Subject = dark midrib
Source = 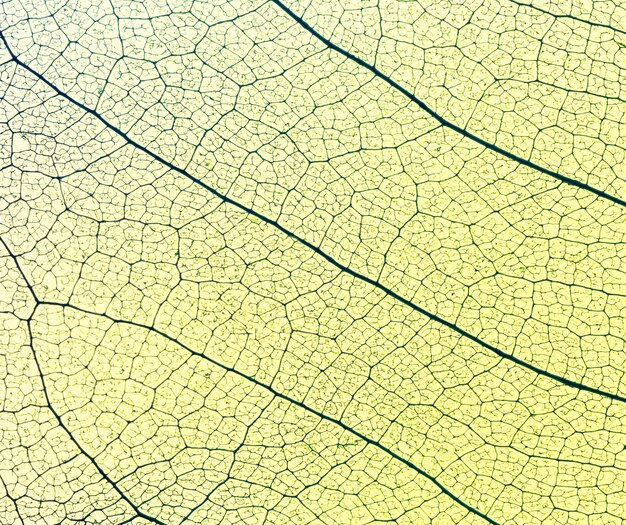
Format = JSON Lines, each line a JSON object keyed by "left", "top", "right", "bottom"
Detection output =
{"left": 38, "top": 300, "right": 501, "bottom": 525}
{"left": 3, "top": 33, "right": 625, "bottom": 406}
{"left": 268, "top": 0, "right": 626, "bottom": 209}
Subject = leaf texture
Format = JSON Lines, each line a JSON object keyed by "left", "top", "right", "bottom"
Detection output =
{"left": 0, "top": 0, "right": 625, "bottom": 524}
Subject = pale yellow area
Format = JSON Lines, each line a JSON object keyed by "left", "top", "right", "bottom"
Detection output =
{"left": 1, "top": 0, "right": 625, "bottom": 524}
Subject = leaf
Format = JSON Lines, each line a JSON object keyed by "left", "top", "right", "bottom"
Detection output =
{"left": 0, "top": 0, "right": 625, "bottom": 524}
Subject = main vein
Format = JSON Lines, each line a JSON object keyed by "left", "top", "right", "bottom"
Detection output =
{"left": 1, "top": 33, "right": 625, "bottom": 407}
{"left": 37, "top": 299, "right": 502, "bottom": 525}
{"left": 3, "top": 233, "right": 499, "bottom": 523}
{"left": 269, "top": 0, "right": 626, "bottom": 208}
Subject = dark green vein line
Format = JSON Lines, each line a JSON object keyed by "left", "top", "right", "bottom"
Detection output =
{"left": 3, "top": 32, "right": 625, "bottom": 406}
{"left": 1, "top": 236, "right": 39, "bottom": 305}
{"left": 0, "top": 237, "right": 164, "bottom": 524}
{"left": 268, "top": 0, "right": 626, "bottom": 208}
{"left": 37, "top": 300, "right": 501, "bottom": 525}
{"left": 25, "top": 319, "right": 165, "bottom": 525}
{"left": 0, "top": 475, "right": 25, "bottom": 525}
{"left": 508, "top": 0, "right": 626, "bottom": 35}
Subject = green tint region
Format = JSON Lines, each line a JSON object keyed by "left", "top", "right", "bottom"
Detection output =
{"left": 0, "top": 0, "right": 625, "bottom": 523}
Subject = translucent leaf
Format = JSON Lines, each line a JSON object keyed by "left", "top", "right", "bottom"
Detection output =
{"left": 1, "top": 1, "right": 625, "bottom": 524}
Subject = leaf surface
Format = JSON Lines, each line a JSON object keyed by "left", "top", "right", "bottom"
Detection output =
{"left": 0, "top": 1, "right": 625, "bottom": 524}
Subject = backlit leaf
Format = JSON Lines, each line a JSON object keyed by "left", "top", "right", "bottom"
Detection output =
{"left": 1, "top": 0, "right": 625, "bottom": 523}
